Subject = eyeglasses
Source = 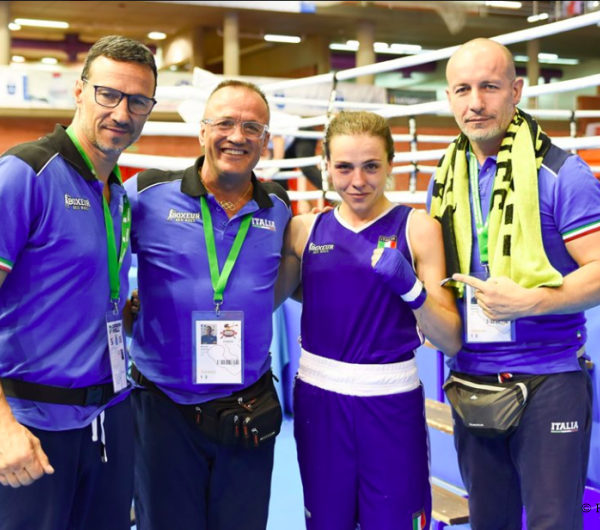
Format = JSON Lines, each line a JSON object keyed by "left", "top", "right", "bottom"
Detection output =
{"left": 82, "top": 78, "right": 156, "bottom": 116}
{"left": 202, "top": 118, "right": 269, "bottom": 139}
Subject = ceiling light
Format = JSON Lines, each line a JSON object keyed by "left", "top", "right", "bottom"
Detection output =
{"left": 329, "top": 42, "right": 358, "bottom": 52}
{"left": 527, "top": 13, "right": 549, "bottom": 23}
{"left": 330, "top": 41, "right": 422, "bottom": 55}
{"left": 8, "top": 22, "right": 21, "bottom": 31}
{"left": 41, "top": 57, "right": 58, "bottom": 65}
{"left": 544, "top": 57, "right": 579, "bottom": 65}
{"left": 264, "top": 34, "right": 301, "bottom": 44}
{"left": 484, "top": 1, "right": 522, "bottom": 8}
{"left": 11, "top": 55, "right": 25, "bottom": 63}
{"left": 148, "top": 31, "right": 167, "bottom": 40}
{"left": 14, "top": 18, "right": 69, "bottom": 29}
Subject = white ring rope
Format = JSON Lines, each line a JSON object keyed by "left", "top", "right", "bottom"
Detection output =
{"left": 142, "top": 106, "right": 600, "bottom": 141}
{"left": 257, "top": 156, "right": 321, "bottom": 169}
{"left": 282, "top": 190, "right": 429, "bottom": 204}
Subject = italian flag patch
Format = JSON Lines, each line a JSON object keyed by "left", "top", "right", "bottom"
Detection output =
{"left": 377, "top": 235, "right": 397, "bottom": 249}
{"left": 412, "top": 509, "right": 426, "bottom": 529}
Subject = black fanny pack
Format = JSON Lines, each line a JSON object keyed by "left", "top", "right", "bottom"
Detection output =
{"left": 443, "top": 372, "right": 547, "bottom": 437}
{"left": 133, "top": 366, "right": 282, "bottom": 448}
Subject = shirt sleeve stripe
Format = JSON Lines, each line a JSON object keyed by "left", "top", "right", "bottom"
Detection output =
{"left": 0, "top": 257, "right": 13, "bottom": 272}
{"left": 562, "top": 221, "right": 600, "bottom": 243}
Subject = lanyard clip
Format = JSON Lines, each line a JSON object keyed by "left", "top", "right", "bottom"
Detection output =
{"left": 214, "top": 300, "right": 222, "bottom": 316}
{"left": 111, "top": 298, "right": 120, "bottom": 315}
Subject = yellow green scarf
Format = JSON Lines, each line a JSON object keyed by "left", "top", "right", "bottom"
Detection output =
{"left": 430, "top": 109, "right": 563, "bottom": 296}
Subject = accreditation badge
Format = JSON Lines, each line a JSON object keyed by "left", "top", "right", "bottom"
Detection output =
{"left": 192, "top": 311, "right": 243, "bottom": 384}
{"left": 105, "top": 311, "right": 128, "bottom": 392}
{"left": 464, "top": 282, "right": 515, "bottom": 343}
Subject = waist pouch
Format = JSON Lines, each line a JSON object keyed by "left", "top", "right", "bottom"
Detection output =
{"left": 184, "top": 371, "right": 282, "bottom": 447}
{"left": 177, "top": 371, "right": 282, "bottom": 448}
{"left": 132, "top": 366, "right": 282, "bottom": 447}
{"left": 443, "top": 372, "right": 547, "bottom": 437}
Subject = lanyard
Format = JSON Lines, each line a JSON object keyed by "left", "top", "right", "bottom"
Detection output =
{"left": 468, "top": 149, "right": 493, "bottom": 266}
{"left": 65, "top": 126, "right": 131, "bottom": 308}
{"left": 200, "top": 195, "right": 252, "bottom": 314}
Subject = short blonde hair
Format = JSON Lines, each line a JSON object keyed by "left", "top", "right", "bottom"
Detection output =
{"left": 325, "top": 111, "right": 394, "bottom": 162}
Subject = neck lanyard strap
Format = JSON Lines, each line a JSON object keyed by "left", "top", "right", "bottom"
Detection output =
{"left": 200, "top": 196, "right": 253, "bottom": 312}
{"left": 468, "top": 148, "right": 489, "bottom": 265}
{"left": 65, "top": 126, "right": 131, "bottom": 306}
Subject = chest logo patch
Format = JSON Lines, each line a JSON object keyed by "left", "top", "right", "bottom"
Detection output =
{"left": 308, "top": 242, "right": 335, "bottom": 254}
{"left": 64, "top": 194, "right": 91, "bottom": 211}
{"left": 252, "top": 217, "right": 276, "bottom": 231}
{"left": 166, "top": 209, "right": 200, "bottom": 222}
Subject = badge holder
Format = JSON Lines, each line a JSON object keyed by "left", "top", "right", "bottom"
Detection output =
{"left": 464, "top": 152, "right": 515, "bottom": 344}
{"left": 464, "top": 271, "right": 515, "bottom": 344}
{"left": 192, "top": 310, "right": 244, "bottom": 385}
{"left": 106, "top": 304, "right": 128, "bottom": 392}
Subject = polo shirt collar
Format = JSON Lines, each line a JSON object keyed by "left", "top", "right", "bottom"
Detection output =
{"left": 48, "top": 124, "right": 122, "bottom": 186}
{"left": 181, "top": 156, "right": 273, "bottom": 209}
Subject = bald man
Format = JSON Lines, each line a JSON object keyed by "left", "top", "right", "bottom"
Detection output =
{"left": 428, "top": 38, "right": 600, "bottom": 529}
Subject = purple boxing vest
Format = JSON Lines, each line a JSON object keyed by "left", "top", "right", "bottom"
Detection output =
{"left": 301, "top": 205, "right": 423, "bottom": 365}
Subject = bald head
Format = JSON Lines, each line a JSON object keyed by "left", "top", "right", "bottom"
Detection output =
{"left": 447, "top": 38, "right": 516, "bottom": 84}
{"left": 445, "top": 37, "right": 523, "bottom": 160}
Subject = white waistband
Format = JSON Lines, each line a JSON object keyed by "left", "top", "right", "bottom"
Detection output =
{"left": 298, "top": 349, "right": 420, "bottom": 397}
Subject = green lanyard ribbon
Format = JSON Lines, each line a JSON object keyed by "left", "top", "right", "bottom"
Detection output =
{"left": 200, "top": 195, "right": 252, "bottom": 314}
{"left": 65, "top": 126, "right": 131, "bottom": 308}
{"left": 468, "top": 149, "right": 492, "bottom": 266}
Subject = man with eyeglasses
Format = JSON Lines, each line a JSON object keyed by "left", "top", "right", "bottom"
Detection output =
{"left": 124, "top": 80, "right": 291, "bottom": 530}
{"left": 0, "top": 35, "right": 156, "bottom": 529}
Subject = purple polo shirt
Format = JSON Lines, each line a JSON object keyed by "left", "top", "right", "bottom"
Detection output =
{"left": 125, "top": 158, "right": 291, "bottom": 404}
{"left": 0, "top": 125, "right": 131, "bottom": 430}
{"left": 428, "top": 148, "right": 600, "bottom": 374}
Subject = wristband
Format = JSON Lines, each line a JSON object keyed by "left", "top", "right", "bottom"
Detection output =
{"left": 402, "top": 280, "right": 427, "bottom": 310}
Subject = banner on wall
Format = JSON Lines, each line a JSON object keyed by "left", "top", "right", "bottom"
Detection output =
{"left": 0, "top": 69, "right": 26, "bottom": 105}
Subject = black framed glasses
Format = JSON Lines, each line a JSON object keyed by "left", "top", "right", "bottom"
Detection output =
{"left": 202, "top": 117, "right": 269, "bottom": 139}
{"left": 82, "top": 78, "right": 156, "bottom": 116}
